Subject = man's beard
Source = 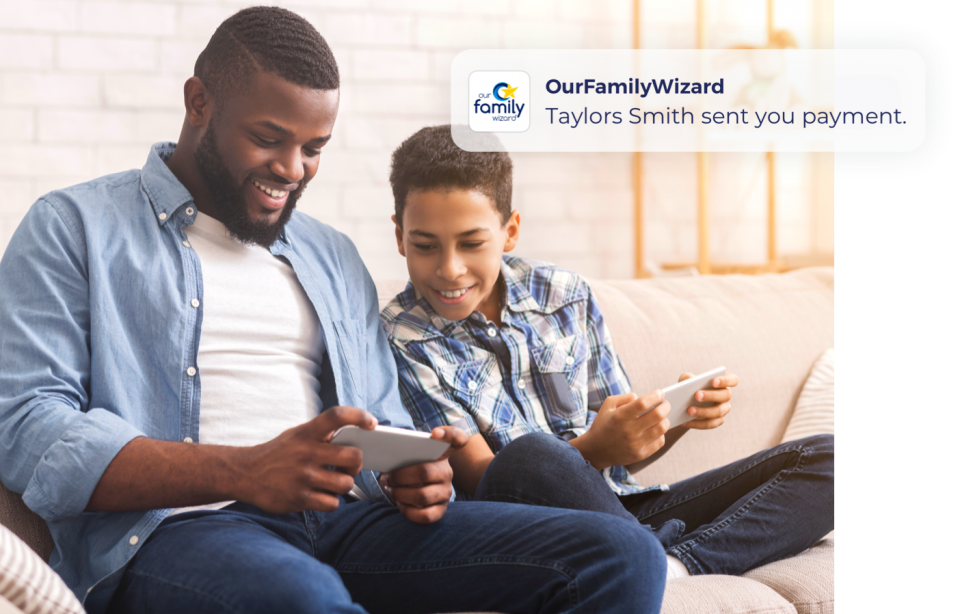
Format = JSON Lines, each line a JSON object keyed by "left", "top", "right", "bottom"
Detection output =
{"left": 194, "top": 121, "right": 305, "bottom": 248}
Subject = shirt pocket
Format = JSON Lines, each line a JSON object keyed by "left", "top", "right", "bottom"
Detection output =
{"left": 530, "top": 333, "right": 589, "bottom": 422}
{"left": 331, "top": 319, "right": 366, "bottom": 406}
{"left": 435, "top": 354, "right": 507, "bottom": 432}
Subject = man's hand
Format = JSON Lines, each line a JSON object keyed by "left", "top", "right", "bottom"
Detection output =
{"left": 87, "top": 405, "right": 379, "bottom": 514}
{"left": 378, "top": 426, "right": 469, "bottom": 524}
{"left": 676, "top": 372, "right": 739, "bottom": 430}
{"left": 570, "top": 391, "right": 671, "bottom": 470}
{"left": 235, "top": 406, "right": 377, "bottom": 514}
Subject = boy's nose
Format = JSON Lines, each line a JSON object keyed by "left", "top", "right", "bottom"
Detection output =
{"left": 437, "top": 254, "right": 467, "bottom": 280}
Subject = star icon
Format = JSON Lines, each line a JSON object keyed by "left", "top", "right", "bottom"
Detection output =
{"left": 500, "top": 84, "right": 519, "bottom": 99}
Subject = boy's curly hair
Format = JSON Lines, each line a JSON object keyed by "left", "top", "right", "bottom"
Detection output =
{"left": 389, "top": 125, "right": 513, "bottom": 226}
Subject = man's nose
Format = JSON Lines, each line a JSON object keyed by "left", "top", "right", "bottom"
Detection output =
{"left": 270, "top": 146, "right": 305, "bottom": 186}
{"left": 437, "top": 252, "right": 467, "bottom": 280}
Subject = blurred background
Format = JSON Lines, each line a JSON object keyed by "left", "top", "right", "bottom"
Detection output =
{"left": 0, "top": 0, "right": 834, "bottom": 280}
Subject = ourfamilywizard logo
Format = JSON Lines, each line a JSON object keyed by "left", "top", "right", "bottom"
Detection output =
{"left": 468, "top": 71, "right": 530, "bottom": 132}
{"left": 473, "top": 82, "right": 526, "bottom": 120}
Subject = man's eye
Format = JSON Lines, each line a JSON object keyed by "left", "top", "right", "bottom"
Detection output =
{"left": 304, "top": 147, "right": 321, "bottom": 157}
{"left": 462, "top": 242, "right": 484, "bottom": 249}
{"left": 254, "top": 135, "right": 279, "bottom": 147}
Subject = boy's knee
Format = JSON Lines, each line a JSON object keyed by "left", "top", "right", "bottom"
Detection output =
{"left": 483, "top": 432, "right": 584, "bottom": 483}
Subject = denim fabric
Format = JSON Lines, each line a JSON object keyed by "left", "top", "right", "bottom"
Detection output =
{"left": 0, "top": 143, "right": 415, "bottom": 612}
{"left": 475, "top": 432, "right": 834, "bottom": 576}
{"left": 107, "top": 498, "right": 667, "bottom": 614}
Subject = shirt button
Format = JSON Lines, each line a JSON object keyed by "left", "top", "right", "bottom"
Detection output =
{"left": 183, "top": 436, "right": 194, "bottom": 443}
{"left": 190, "top": 298, "right": 200, "bottom": 308}
{"left": 467, "top": 380, "right": 478, "bottom": 391}
{"left": 186, "top": 366, "right": 197, "bottom": 376}
{"left": 185, "top": 207, "right": 195, "bottom": 216}
{"left": 158, "top": 212, "right": 167, "bottom": 221}
{"left": 486, "top": 328, "right": 497, "bottom": 337}
{"left": 565, "top": 355, "right": 575, "bottom": 366}
{"left": 518, "top": 379, "right": 526, "bottom": 389}
{"left": 182, "top": 240, "right": 191, "bottom": 249}
{"left": 129, "top": 535, "right": 139, "bottom": 546}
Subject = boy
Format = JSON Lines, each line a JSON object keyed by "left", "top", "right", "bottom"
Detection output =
{"left": 380, "top": 125, "right": 834, "bottom": 579}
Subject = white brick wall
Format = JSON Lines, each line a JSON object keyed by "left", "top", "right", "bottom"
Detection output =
{"left": 0, "top": 0, "right": 831, "bottom": 281}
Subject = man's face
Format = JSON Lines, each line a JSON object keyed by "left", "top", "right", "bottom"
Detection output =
{"left": 194, "top": 70, "right": 339, "bottom": 247}
{"left": 395, "top": 189, "right": 519, "bottom": 322}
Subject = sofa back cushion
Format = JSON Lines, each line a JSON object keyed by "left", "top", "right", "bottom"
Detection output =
{"left": 589, "top": 268, "right": 833, "bottom": 485}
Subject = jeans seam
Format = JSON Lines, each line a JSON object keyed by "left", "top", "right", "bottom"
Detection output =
{"left": 124, "top": 569, "right": 243, "bottom": 614}
{"left": 635, "top": 443, "right": 807, "bottom": 520}
{"left": 669, "top": 445, "right": 810, "bottom": 565}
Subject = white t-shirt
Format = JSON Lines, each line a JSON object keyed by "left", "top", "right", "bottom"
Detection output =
{"left": 173, "top": 211, "right": 326, "bottom": 512}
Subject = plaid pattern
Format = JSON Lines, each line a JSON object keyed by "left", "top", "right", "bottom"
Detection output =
{"left": 381, "top": 256, "right": 655, "bottom": 495}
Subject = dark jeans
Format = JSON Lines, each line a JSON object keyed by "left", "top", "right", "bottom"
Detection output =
{"left": 475, "top": 432, "right": 834, "bottom": 576}
{"left": 107, "top": 497, "right": 666, "bottom": 614}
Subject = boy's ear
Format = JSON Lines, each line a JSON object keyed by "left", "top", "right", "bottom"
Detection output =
{"left": 392, "top": 214, "right": 406, "bottom": 256}
{"left": 502, "top": 210, "right": 521, "bottom": 252}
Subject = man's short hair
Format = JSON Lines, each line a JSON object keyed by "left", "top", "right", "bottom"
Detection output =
{"left": 390, "top": 125, "right": 513, "bottom": 227}
{"left": 194, "top": 6, "right": 338, "bottom": 106}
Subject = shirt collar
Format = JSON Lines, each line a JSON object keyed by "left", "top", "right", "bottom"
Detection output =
{"left": 141, "top": 142, "right": 195, "bottom": 226}
{"left": 401, "top": 257, "right": 540, "bottom": 337}
{"left": 140, "top": 142, "right": 290, "bottom": 246}
{"left": 500, "top": 257, "right": 540, "bottom": 313}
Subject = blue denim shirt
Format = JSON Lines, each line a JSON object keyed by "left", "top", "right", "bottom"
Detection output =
{"left": 0, "top": 143, "right": 411, "bottom": 613}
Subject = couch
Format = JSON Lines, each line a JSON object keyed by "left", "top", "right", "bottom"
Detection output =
{"left": 0, "top": 267, "right": 834, "bottom": 614}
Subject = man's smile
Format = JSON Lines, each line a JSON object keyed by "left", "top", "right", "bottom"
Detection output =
{"left": 249, "top": 178, "right": 294, "bottom": 210}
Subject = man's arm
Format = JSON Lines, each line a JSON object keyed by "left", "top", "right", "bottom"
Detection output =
{"left": 88, "top": 406, "right": 373, "bottom": 513}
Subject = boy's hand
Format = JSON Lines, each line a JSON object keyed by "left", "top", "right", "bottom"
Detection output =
{"left": 677, "top": 372, "right": 739, "bottom": 430}
{"left": 378, "top": 426, "right": 469, "bottom": 524}
{"left": 570, "top": 391, "right": 671, "bottom": 470}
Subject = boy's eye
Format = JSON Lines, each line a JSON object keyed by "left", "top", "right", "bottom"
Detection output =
{"left": 412, "top": 243, "right": 437, "bottom": 251}
{"left": 303, "top": 147, "right": 321, "bottom": 157}
{"left": 461, "top": 242, "right": 484, "bottom": 249}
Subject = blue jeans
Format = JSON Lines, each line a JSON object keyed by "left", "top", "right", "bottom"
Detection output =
{"left": 106, "top": 497, "right": 666, "bottom": 614}
{"left": 475, "top": 432, "right": 834, "bottom": 576}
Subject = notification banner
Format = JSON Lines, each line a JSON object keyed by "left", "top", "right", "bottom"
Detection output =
{"left": 450, "top": 49, "right": 925, "bottom": 152}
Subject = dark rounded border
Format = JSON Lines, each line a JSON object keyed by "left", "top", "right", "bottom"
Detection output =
{"left": 834, "top": 22, "right": 953, "bottom": 179}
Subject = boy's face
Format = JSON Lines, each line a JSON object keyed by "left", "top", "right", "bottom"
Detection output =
{"left": 394, "top": 189, "right": 519, "bottom": 323}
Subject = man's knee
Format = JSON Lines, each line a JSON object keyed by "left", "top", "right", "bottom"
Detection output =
{"left": 581, "top": 516, "right": 667, "bottom": 586}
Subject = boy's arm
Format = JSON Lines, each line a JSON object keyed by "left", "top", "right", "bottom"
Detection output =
{"left": 386, "top": 336, "right": 490, "bottom": 493}
{"left": 567, "top": 279, "right": 675, "bottom": 469}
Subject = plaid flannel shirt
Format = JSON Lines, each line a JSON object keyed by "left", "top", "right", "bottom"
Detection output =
{"left": 381, "top": 256, "right": 659, "bottom": 496}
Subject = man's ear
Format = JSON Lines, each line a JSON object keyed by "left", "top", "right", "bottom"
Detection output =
{"left": 502, "top": 210, "right": 521, "bottom": 252}
{"left": 392, "top": 214, "right": 406, "bottom": 257}
{"left": 183, "top": 76, "right": 212, "bottom": 129}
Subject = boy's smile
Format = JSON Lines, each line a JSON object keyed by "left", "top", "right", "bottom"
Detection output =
{"left": 395, "top": 189, "right": 519, "bottom": 324}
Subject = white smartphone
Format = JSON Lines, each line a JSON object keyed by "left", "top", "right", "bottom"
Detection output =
{"left": 329, "top": 425, "right": 451, "bottom": 473}
{"left": 650, "top": 366, "right": 728, "bottom": 428}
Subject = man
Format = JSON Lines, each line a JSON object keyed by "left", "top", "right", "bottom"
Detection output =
{"left": 0, "top": 6, "right": 666, "bottom": 614}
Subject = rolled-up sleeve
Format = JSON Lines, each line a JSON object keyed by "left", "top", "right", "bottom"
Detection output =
{"left": 0, "top": 199, "right": 144, "bottom": 521}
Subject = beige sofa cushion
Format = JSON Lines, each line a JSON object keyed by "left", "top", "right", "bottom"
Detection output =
{"left": 662, "top": 575, "right": 796, "bottom": 614}
{"left": 782, "top": 349, "right": 834, "bottom": 444}
{"left": 590, "top": 268, "right": 834, "bottom": 486}
{"left": 0, "top": 523, "right": 83, "bottom": 614}
{"left": 745, "top": 535, "right": 834, "bottom": 614}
